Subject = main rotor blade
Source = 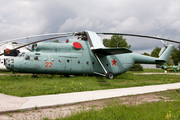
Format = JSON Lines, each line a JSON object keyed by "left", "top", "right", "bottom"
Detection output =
{"left": 98, "top": 33, "right": 180, "bottom": 44}
{"left": 0, "top": 32, "right": 73, "bottom": 45}
{"left": 0, "top": 35, "right": 68, "bottom": 56}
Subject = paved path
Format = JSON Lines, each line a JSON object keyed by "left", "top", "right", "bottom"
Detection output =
{"left": 134, "top": 73, "right": 180, "bottom": 75}
{"left": 0, "top": 83, "right": 180, "bottom": 113}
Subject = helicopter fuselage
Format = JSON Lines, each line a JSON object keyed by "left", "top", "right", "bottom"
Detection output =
{"left": 5, "top": 31, "right": 174, "bottom": 79}
{"left": 6, "top": 39, "right": 134, "bottom": 75}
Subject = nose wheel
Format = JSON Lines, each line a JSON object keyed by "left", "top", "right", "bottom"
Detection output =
{"left": 106, "top": 72, "right": 114, "bottom": 79}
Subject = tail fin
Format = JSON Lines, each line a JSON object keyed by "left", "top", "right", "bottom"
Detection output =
{"left": 157, "top": 44, "right": 174, "bottom": 63}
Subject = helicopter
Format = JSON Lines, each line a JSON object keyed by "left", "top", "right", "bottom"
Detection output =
{"left": 2, "top": 30, "right": 180, "bottom": 79}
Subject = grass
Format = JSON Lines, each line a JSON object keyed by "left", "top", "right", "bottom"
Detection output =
{"left": 0, "top": 70, "right": 180, "bottom": 97}
{"left": 49, "top": 89, "right": 180, "bottom": 120}
{"left": 129, "top": 68, "right": 165, "bottom": 73}
{"left": 129, "top": 68, "right": 179, "bottom": 73}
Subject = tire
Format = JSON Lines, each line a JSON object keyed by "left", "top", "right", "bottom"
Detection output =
{"left": 106, "top": 72, "right": 114, "bottom": 79}
{"left": 32, "top": 74, "right": 38, "bottom": 78}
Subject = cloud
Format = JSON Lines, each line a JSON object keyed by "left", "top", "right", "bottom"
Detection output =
{"left": 171, "top": 20, "right": 180, "bottom": 32}
{"left": 0, "top": 0, "right": 180, "bottom": 53}
{"left": 59, "top": 17, "right": 104, "bottom": 32}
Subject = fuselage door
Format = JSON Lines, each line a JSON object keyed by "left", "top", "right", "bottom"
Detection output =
{"left": 33, "top": 55, "right": 41, "bottom": 68}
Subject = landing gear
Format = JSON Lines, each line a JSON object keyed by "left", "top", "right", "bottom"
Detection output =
{"left": 32, "top": 74, "right": 38, "bottom": 78}
{"left": 46, "top": 74, "right": 54, "bottom": 78}
{"left": 106, "top": 72, "right": 114, "bottom": 79}
{"left": 64, "top": 75, "right": 70, "bottom": 78}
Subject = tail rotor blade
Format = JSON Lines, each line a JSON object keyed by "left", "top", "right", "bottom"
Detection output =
{"left": 158, "top": 47, "right": 165, "bottom": 57}
{"left": 160, "top": 40, "right": 166, "bottom": 46}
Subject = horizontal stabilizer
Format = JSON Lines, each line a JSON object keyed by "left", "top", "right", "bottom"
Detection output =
{"left": 155, "top": 60, "right": 166, "bottom": 63}
{"left": 92, "top": 47, "right": 132, "bottom": 56}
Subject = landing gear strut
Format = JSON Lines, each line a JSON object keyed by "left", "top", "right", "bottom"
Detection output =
{"left": 94, "top": 54, "right": 115, "bottom": 79}
{"left": 106, "top": 72, "right": 114, "bottom": 79}
{"left": 32, "top": 74, "right": 38, "bottom": 78}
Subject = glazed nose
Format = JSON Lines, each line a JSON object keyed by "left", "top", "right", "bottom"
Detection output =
{"left": 5, "top": 59, "right": 14, "bottom": 70}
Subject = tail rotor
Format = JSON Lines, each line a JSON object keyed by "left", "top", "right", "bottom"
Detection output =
{"left": 156, "top": 35, "right": 169, "bottom": 57}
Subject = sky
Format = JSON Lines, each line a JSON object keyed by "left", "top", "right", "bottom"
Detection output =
{"left": 0, "top": 0, "right": 180, "bottom": 54}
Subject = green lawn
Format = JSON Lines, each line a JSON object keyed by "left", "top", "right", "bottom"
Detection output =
{"left": 50, "top": 89, "right": 180, "bottom": 120}
{"left": 0, "top": 71, "right": 180, "bottom": 97}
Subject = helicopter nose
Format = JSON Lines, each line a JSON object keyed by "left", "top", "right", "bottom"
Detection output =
{"left": 5, "top": 59, "right": 15, "bottom": 70}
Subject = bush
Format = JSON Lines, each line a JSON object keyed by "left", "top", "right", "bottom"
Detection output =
{"left": 129, "top": 64, "right": 143, "bottom": 71}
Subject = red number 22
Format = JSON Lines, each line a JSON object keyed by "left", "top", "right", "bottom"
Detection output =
{"left": 45, "top": 62, "right": 52, "bottom": 68}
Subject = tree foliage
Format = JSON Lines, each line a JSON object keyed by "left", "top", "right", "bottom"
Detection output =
{"left": 103, "top": 35, "right": 131, "bottom": 48}
{"left": 129, "top": 64, "right": 143, "bottom": 71}
{"left": 53, "top": 40, "right": 59, "bottom": 43}
{"left": 151, "top": 47, "right": 161, "bottom": 58}
{"left": 142, "top": 52, "right": 150, "bottom": 56}
{"left": 103, "top": 39, "right": 109, "bottom": 47}
{"left": 171, "top": 45, "right": 180, "bottom": 65}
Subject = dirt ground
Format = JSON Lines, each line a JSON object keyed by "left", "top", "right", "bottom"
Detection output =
{"left": 0, "top": 93, "right": 169, "bottom": 120}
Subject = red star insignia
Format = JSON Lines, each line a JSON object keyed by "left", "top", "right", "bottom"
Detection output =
{"left": 111, "top": 58, "right": 117, "bottom": 66}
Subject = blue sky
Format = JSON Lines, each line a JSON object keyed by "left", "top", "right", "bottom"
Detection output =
{"left": 0, "top": 0, "right": 180, "bottom": 53}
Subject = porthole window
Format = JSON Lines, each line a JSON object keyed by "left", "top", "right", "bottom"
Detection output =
{"left": 51, "top": 58, "right": 54, "bottom": 62}
{"left": 78, "top": 61, "right": 80, "bottom": 64}
{"left": 44, "top": 58, "right": 47, "bottom": 61}
{"left": 86, "top": 61, "right": 89, "bottom": 65}
{"left": 58, "top": 59, "right": 61, "bottom": 62}
{"left": 11, "top": 59, "right": 14, "bottom": 63}
{"left": 20, "top": 53, "right": 25, "bottom": 58}
{"left": 25, "top": 56, "right": 30, "bottom": 60}
{"left": 67, "top": 60, "right": 70, "bottom": 63}
{"left": 106, "top": 63, "right": 108, "bottom": 66}
{"left": 92, "top": 62, "right": 95, "bottom": 65}
{"left": 34, "top": 56, "right": 38, "bottom": 60}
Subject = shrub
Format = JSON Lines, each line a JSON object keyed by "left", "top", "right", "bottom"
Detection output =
{"left": 129, "top": 64, "right": 143, "bottom": 71}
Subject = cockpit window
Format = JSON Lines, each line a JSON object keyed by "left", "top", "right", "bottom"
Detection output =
{"left": 4, "top": 49, "right": 20, "bottom": 57}
{"left": 19, "top": 52, "right": 25, "bottom": 58}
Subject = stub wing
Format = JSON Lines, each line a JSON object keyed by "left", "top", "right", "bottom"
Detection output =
{"left": 92, "top": 47, "right": 132, "bottom": 56}
{"left": 84, "top": 31, "right": 132, "bottom": 56}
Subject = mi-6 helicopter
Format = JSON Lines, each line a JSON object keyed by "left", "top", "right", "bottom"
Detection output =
{"left": 2, "top": 30, "right": 180, "bottom": 79}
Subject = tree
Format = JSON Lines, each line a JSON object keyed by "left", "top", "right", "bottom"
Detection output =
{"left": 103, "top": 35, "right": 131, "bottom": 48}
{"left": 129, "top": 64, "right": 143, "bottom": 71}
{"left": 103, "top": 39, "right": 109, "bottom": 47}
{"left": 151, "top": 47, "right": 161, "bottom": 58}
{"left": 53, "top": 40, "right": 59, "bottom": 43}
{"left": 171, "top": 45, "right": 180, "bottom": 65}
{"left": 142, "top": 52, "right": 150, "bottom": 56}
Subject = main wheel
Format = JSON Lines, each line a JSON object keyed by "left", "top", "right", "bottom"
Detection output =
{"left": 106, "top": 72, "right": 114, "bottom": 79}
{"left": 32, "top": 74, "right": 38, "bottom": 78}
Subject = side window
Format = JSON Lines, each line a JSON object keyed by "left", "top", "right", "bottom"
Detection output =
{"left": 25, "top": 56, "right": 30, "bottom": 60}
{"left": 20, "top": 53, "right": 25, "bottom": 58}
{"left": 34, "top": 56, "right": 38, "bottom": 60}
